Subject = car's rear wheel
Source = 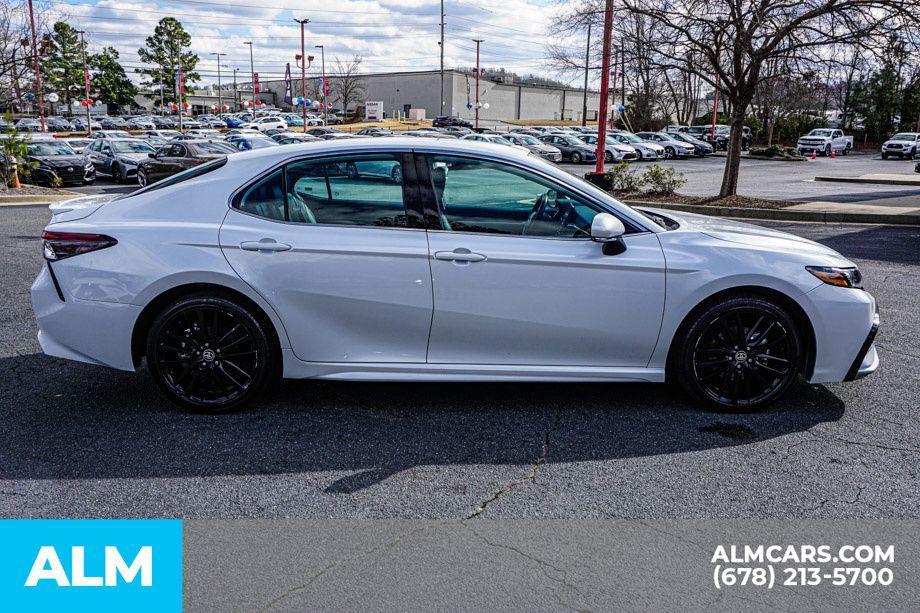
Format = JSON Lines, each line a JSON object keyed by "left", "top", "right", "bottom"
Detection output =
{"left": 146, "top": 295, "right": 275, "bottom": 413}
{"left": 571, "top": 152, "right": 583, "bottom": 164}
{"left": 674, "top": 296, "right": 803, "bottom": 412}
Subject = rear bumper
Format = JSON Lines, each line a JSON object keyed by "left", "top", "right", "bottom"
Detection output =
{"left": 31, "top": 265, "right": 139, "bottom": 371}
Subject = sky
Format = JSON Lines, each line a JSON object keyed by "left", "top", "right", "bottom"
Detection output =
{"left": 45, "top": 0, "right": 582, "bottom": 86}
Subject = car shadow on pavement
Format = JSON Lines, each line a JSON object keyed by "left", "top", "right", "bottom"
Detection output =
{"left": 1, "top": 353, "right": 845, "bottom": 493}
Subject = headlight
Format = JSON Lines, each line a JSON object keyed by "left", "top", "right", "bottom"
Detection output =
{"left": 806, "top": 266, "right": 863, "bottom": 289}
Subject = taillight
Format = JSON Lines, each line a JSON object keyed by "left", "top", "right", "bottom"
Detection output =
{"left": 41, "top": 231, "right": 117, "bottom": 261}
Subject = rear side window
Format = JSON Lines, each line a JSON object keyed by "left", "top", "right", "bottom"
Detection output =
{"left": 232, "top": 154, "right": 408, "bottom": 227}
{"left": 237, "top": 169, "right": 285, "bottom": 221}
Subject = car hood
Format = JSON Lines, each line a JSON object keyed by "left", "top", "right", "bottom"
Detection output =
{"left": 116, "top": 152, "right": 151, "bottom": 163}
{"left": 799, "top": 134, "right": 830, "bottom": 141}
{"left": 637, "top": 207, "right": 852, "bottom": 264}
{"left": 637, "top": 141, "right": 664, "bottom": 152}
{"left": 30, "top": 155, "right": 85, "bottom": 166}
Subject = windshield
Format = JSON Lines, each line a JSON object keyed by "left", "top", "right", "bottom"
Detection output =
{"left": 808, "top": 129, "right": 833, "bottom": 137}
{"left": 194, "top": 141, "right": 237, "bottom": 154}
{"left": 246, "top": 138, "right": 278, "bottom": 149}
{"left": 120, "top": 157, "right": 228, "bottom": 199}
{"left": 514, "top": 135, "right": 539, "bottom": 145}
{"left": 891, "top": 133, "right": 917, "bottom": 141}
{"left": 111, "top": 141, "right": 155, "bottom": 153}
{"left": 27, "top": 142, "right": 76, "bottom": 156}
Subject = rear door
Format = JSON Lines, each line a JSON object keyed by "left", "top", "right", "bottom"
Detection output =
{"left": 219, "top": 151, "right": 434, "bottom": 364}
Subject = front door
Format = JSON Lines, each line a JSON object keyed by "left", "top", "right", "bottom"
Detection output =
{"left": 420, "top": 154, "right": 666, "bottom": 367}
{"left": 219, "top": 152, "right": 433, "bottom": 363}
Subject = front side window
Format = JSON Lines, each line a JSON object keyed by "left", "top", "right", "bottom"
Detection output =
{"left": 425, "top": 155, "right": 604, "bottom": 238}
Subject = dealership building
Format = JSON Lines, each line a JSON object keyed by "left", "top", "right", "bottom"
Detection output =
{"left": 251, "top": 69, "right": 601, "bottom": 122}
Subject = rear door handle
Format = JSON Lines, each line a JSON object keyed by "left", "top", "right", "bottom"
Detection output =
{"left": 240, "top": 239, "right": 292, "bottom": 253}
{"left": 434, "top": 249, "right": 486, "bottom": 263}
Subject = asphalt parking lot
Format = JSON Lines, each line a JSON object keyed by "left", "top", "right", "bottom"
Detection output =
{"left": 2, "top": 202, "right": 918, "bottom": 520}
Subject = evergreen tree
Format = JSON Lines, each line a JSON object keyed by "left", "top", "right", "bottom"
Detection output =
{"left": 89, "top": 47, "right": 138, "bottom": 112}
{"left": 136, "top": 18, "right": 200, "bottom": 109}
{"left": 43, "top": 22, "right": 86, "bottom": 113}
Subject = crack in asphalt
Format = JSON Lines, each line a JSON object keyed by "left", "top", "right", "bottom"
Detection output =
{"left": 465, "top": 407, "right": 563, "bottom": 520}
{"left": 463, "top": 523, "right": 597, "bottom": 613}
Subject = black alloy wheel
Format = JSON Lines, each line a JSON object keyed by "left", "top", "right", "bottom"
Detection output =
{"left": 146, "top": 295, "right": 275, "bottom": 412}
{"left": 664, "top": 147, "right": 675, "bottom": 159}
{"left": 675, "top": 296, "right": 802, "bottom": 411}
{"left": 605, "top": 150, "right": 614, "bottom": 163}
{"left": 112, "top": 163, "right": 123, "bottom": 183}
{"left": 571, "top": 151, "right": 583, "bottom": 164}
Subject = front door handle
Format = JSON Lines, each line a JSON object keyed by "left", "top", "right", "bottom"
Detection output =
{"left": 434, "top": 249, "right": 486, "bottom": 263}
{"left": 240, "top": 239, "right": 292, "bottom": 253}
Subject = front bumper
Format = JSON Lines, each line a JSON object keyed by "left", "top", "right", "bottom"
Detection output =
{"left": 845, "top": 310, "right": 880, "bottom": 381}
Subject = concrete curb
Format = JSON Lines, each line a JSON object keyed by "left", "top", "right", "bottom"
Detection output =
{"left": 624, "top": 200, "right": 920, "bottom": 226}
{"left": 0, "top": 193, "right": 77, "bottom": 204}
{"left": 814, "top": 175, "right": 920, "bottom": 186}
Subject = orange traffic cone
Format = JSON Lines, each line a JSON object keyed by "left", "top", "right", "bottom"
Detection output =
{"left": 831, "top": 149, "right": 836, "bottom": 158}
{"left": 811, "top": 149, "right": 817, "bottom": 160}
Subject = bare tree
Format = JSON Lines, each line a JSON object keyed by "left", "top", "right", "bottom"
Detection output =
{"left": 616, "top": 0, "right": 919, "bottom": 196}
{"left": 330, "top": 55, "right": 366, "bottom": 116}
{"left": 0, "top": 0, "right": 52, "bottom": 113}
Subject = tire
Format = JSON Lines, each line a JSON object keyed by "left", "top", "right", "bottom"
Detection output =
{"left": 391, "top": 164, "right": 402, "bottom": 184}
{"left": 111, "top": 164, "right": 122, "bottom": 184}
{"left": 571, "top": 151, "right": 582, "bottom": 164}
{"left": 664, "top": 147, "right": 675, "bottom": 159}
{"left": 843, "top": 144, "right": 851, "bottom": 156}
{"left": 604, "top": 151, "right": 613, "bottom": 163}
{"left": 823, "top": 144, "right": 831, "bottom": 157}
{"left": 345, "top": 162, "right": 359, "bottom": 179}
{"left": 137, "top": 168, "right": 148, "bottom": 187}
{"left": 146, "top": 295, "right": 277, "bottom": 413}
{"left": 673, "top": 295, "right": 803, "bottom": 412}
{"left": 881, "top": 152, "right": 889, "bottom": 160}
{"left": 634, "top": 149, "right": 644, "bottom": 161}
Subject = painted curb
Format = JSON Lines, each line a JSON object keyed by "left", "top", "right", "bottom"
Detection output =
{"left": 624, "top": 200, "right": 920, "bottom": 226}
{"left": 814, "top": 176, "right": 920, "bottom": 187}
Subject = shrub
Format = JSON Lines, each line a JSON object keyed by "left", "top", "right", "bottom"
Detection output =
{"left": 607, "top": 161, "right": 647, "bottom": 193}
{"left": 749, "top": 145, "right": 803, "bottom": 159}
{"left": 641, "top": 164, "right": 686, "bottom": 195}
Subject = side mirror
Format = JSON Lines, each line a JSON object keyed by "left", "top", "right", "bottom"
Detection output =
{"left": 148, "top": 152, "right": 157, "bottom": 158}
{"left": 591, "top": 213, "right": 627, "bottom": 255}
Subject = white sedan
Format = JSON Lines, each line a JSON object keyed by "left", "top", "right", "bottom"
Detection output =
{"left": 241, "top": 116, "right": 288, "bottom": 132}
{"left": 33, "top": 138, "right": 879, "bottom": 412}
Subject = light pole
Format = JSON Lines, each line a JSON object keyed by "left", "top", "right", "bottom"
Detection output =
{"left": 211, "top": 52, "right": 225, "bottom": 117}
{"left": 439, "top": 0, "right": 445, "bottom": 116}
{"left": 75, "top": 30, "right": 92, "bottom": 135}
{"left": 27, "top": 0, "right": 45, "bottom": 132}
{"left": 294, "top": 18, "right": 311, "bottom": 133}
{"left": 315, "top": 44, "right": 326, "bottom": 125}
{"left": 233, "top": 67, "right": 239, "bottom": 112}
{"left": 244, "top": 41, "right": 255, "bottom": 109}
{"left": 472, "top": 39, "right": 483, "bottom": 130}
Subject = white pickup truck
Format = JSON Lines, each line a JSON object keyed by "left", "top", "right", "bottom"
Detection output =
{"left": 797, "top": 129, "right": 853, "bottom": 156}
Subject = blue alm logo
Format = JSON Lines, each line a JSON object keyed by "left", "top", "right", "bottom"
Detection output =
{"left": 0, "top": 520, "right": 182, "bottom": 613}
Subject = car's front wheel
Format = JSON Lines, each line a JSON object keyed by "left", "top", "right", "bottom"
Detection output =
{"left": 146, "top": 295, "right": 276, "bottom": 412}
{"left": 674, "top": 295, "right": 803, "bottom": 412}
{"left": 111, "top": 163, "right": 123, "bottom": 183}
{"left": 664, "top": 147, "right": 675, "bottom": 159}
{"left": 571, "top": 151, "right": 583, "bottom": 164}
{"left": 137, "top": 168, "right": 148, "bottom": 187}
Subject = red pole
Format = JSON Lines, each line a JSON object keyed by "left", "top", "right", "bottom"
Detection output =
{"left": 593, "top": 0, "right": 614, "bottom": 174}
{"left": 27, "top": 0, "right": 45, "bottom": 132}
{"left": 620, "top": 42, "right": 625, "bottom": 110}
{"left": 473, "top": 39, "right": 483, "bottom": 129}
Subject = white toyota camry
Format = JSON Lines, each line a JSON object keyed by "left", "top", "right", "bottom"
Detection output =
{"left": 32, "top": 138, "right": 879, "bottom": 412}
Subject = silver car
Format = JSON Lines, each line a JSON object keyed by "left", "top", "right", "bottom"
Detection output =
{"left": 500, "top": 133, "right": 563, "bottom": 162}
